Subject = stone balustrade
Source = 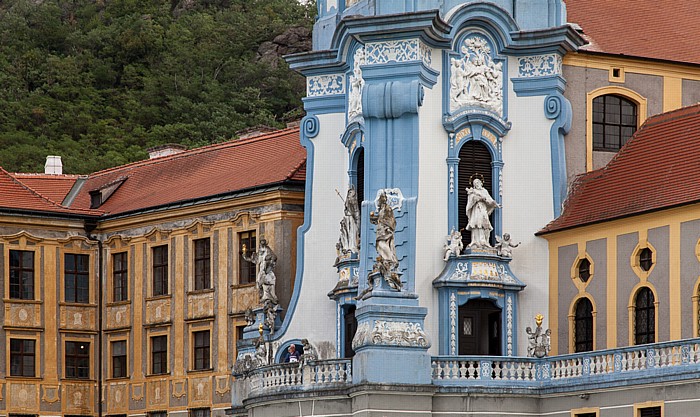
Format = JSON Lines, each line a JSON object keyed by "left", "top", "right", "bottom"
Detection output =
{"left": 247, "top": 359, "right": 352, "bottom": 397}
{"left": 431, "top": 338, "right": 700, "bottom": 391}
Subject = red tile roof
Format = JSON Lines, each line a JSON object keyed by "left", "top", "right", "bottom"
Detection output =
{"left": 539, "top": 104, "right": 700, "bottom": 234}
{"left": 566, "top": 0, "right": 700, "bottom": 65}
{"left": 68, "top": 127, "right": 305, "bottom": 216}
{"left": 12, "top": 173, "right": 79, "bottom": 205}
{"left": 0, "top": 168, "right": 96, "bottom": 215}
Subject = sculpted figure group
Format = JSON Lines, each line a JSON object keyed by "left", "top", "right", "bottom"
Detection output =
{"left": 242, "top": 237, "right": 279, "bottom": 333}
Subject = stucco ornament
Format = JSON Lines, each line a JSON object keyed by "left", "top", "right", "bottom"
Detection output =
{"left": 450, "top": 36, "right": 503, "bottom": 115}
{"left": 353, "top": 320, "right": 430, "bottom": 349}
{"left": 443, "top": 228, "right": 464, "bottom": 261}
{"left": 526, "top": 314, "right": 552, "bottom": 358}
{"left": 336, "top": 186, "right": 361, "bottom": 257}
{"left": 348, "top": 47, "right": 366, "bottom": 121}
{"left": 495, "top": 233, "right": 520, "bottom": 257}
{"left": 465, "top": 177, "right": 500, "bottom": 248}
{"left": 370, "top": 191, "right": 401, "bottom": 289}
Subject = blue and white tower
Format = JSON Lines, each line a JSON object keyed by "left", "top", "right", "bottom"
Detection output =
{"left": 233, "top": 0, "right": 585, "bottom": 404}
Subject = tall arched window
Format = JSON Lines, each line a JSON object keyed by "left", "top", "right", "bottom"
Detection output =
{"left": 634, "top": 287, "right": 655, "bottom": 345}
{"left": 574, "top": 298, "right": 594, "bottom": 352}
{"left": 592, "top": 94, "right": 637, "bottom": 152}
{"left": 458, "top": 141, "right": 493, "bottom": 245}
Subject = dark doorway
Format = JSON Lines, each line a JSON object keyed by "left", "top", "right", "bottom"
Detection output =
{"left": 458, "top": 299, "right": 501, "bottom": 356}
{"left": 343, "top": 305, "right": 357, "bottom": 358}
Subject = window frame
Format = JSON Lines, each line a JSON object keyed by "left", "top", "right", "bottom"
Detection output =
{"left": 112, "top": 252, "right": 128, "bottom": 302}
{"left": 9, "top": 249, "right": 35, "bottom": 300}
{"left": 65, "top": 340, "right": 91, "bottom": 379}
{"left": 64, "top": 253, "right": 90, "bottom": 304}
{"left": 634, "top": 287, "right": 656, "bottom": 345}
{"left": 150, "top": 334, "right": 168, "bottom": 375}
{"left": 192, "top": 329, "right": 211, "bottom": 371}
{"left": 573, "top": 297, "right": 594, "bottom": 353}
{"left": 152, "top": 245, "right": 169, "bottom": 297}
{"left": 189, "top": 408, "right": 210, "bottom": 417}
{"left": 9, "top": 338, "right": 36, "bottom": 377}
{"left": 110, "top": 340, "right": 128, "bottom": 379}
{"left": 591, "top": 94, "right": 638, "bottom": 152}
{"left": 193, "top": 237, "right": 211, "bottom": 291}
{"left": 238, "top": 231, "right": 257, "bottom": 285}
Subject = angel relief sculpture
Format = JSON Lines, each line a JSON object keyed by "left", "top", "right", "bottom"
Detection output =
{"left": 449, "top": 36, "right": 503, "bottom": 115}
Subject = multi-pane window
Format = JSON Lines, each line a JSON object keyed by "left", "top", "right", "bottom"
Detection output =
{"left": 9, "top": 250, "right": 34, "bottom": 300}
{"left": 193, "top": 330, "right": 210, "bottom": 370}
{"left": 152, "top": 245, "right": 168, "bottom": 296}
{"left": 577, "top": 258, "right": 591, "bottom": 282}
{"left": 635, "top": 287, "right": 656, "bottom": 345}
{"left": 149, "top": 412, "right": 167, "bottom": 417}
{"left": 111, "top": 341, "right": 127, "bottom": 378}
{"left": 10, "top": 339, "right": 35, "bottom": 377}
{"left": 239, "top": 231, "right": 256, "bottom": 285}
{"left": 639, "top": 407, "right": 661, "bottom": 417}
{"left": 189, "top": 409, "right": 210, "bottom": 417}
{"left": 194, "top": 238, "right": 211, "bottom": 290}
{"left": 639, "top": 248, "right": 653, "bottom": 272}
{"left": 592, "top": 94, "right": 637, "bottom": 152}
{"left": 151, "top": 335, "right": 168, "bottom": 375}
{"left": 574, "top": 298, "right": 594, "bottom": 353}
{"left": 65, "top": 254, "right": 89, "bottom": 303}
{"left": 113, "top": 252, "right": 128, "bottom": 302}
{"left": 65, "top": 341, "right": 90, "bottom": 379}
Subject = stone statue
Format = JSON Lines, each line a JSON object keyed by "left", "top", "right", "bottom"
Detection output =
{"left": 370, "top": 191, "right": 401, "bottom": 289}
{"left": 443, "top": 228, "right": 464, "bottom": 261}
{"left": 242, "top": 237, "right": 278, "bottom": 305}
{"left": 348, "top": 48, "right": 365, "bottom": 120}
{"left": 337, "top": 186, "right": 360, "bottom": 256}
{"left": 495, "top": 233, "right": 520, "bottom": 257}
{"left": 526, "top": 314, "right": 551, "bottom": 358}
{"left": 449, "top": 36, "right": 503, "bottom": 115}
{"left": 244, "top": 307, "right": 255, "bottom": 326}
{"left": 254, "top": 334, "right": 268, "bottom": 366}
{"left": 301, "top": 339, "right": 318, "bottom": 363}
{"left": 465, "top": 177, "right": 500, "bottom": 248}
{"left": 262, "top": 299, "right": 277, "bottom": 335}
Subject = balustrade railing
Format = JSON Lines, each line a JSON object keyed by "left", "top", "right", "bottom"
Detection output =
{"left": 247, "top": 359, "right": 352, "bottom": 396}
{"left": 432, "top": 338, "right": 700, "bottom": 388}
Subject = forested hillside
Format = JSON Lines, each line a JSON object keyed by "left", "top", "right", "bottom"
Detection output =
{"left": 0, "top": 0, "right": 314, "bottom": 174}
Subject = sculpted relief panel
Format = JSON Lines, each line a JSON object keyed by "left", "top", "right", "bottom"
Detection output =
{"left": 9, "top": 382, "right": 39, "bottom": 411}
{"left": 187, "top": 291, "right": 215, "bottom": 320}
{"left": 449, "top": 35, "right": 503, "bottom": 116}
{"left": 188, "top": 376, "right": 211, "bottom": 406}
{"left": 5, "top": 302, "right": 41, "bottom": 328}
{"left": 148, "top": 379, "right": 168, "bottom": 407}
{"left": 106, "top": 304, "right": 130, "bottom": 329}
{"left": 107, "top": 383, "right": 128, "bottom": 412}
{"left": 60, "top": 305, "right": 97, "bottom": 331}
{"left": 146, "top": 298, "right": 172, "bottom": 325}
{"left": 62, "top": 382, "right": 93, "bottom": 414}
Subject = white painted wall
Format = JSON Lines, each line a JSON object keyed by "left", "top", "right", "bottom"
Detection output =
{"left": 281, "top": 112, "right": 348, "bottom": 352}
{"left": 416, "top": 47, "right": 449, "bottom": 355}
{"left": 503, "top": 56, "right": 555, "bottom": 355}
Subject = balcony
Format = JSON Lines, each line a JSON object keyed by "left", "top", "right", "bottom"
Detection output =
{"left": 246, "top": 359, "right": 352, "bottom": 397}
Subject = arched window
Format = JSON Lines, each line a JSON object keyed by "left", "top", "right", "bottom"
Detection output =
{"left": 458, "top": 141, "right": 493, "bottom": 245}
{"left": 592, "top": 94, "right": 637, "bottom": 152}
{"left": 574, "top": 298, "right": 593, "bottom": 352}
{"left": 634, "top": 287, "right": 655, "bottom": 345}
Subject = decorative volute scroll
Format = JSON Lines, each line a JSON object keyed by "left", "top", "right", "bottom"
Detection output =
{"left": 449, "top": 35, "right": 503, "bottom": 116}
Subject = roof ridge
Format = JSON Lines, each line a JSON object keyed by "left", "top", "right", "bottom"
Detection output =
{"left": 12, "top": 172, "right": 82, "bottom": 178}
{"left": 88, "top": 126, "right": 301, "bottom": 179}
{"left": 641, "top": 103, "right": 700, "bottom": 128}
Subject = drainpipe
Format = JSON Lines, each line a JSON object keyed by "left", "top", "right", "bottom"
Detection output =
{"left": 86, "top": 220, "right": 103, "bottom": 417}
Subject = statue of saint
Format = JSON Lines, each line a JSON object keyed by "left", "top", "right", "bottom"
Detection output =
{"left": 337, "top": 186, "right": 360, "bottom": 255}
{"left": 371, "top": 191, "right": 398, "bottom": 268}
{"left": 465, "top": 177, "right": 500, "bottom": 248}
{"left": 242, "top": 238, "right": 278, "bottom": 305}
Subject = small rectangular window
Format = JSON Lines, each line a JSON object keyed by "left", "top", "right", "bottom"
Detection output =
{"left": 639, "top": 407, "right": 662, "bottom": 417}
{"left": 575, "top": 413, "right": 597, "bottom": 417}
{"left": 10, "top": 339, "right": 35, "bottom": 377}
{"left": 152, "top": 245, "right": 169, "bottom": 296}
{"left": 239, "top": 231, "right": 256, "bottom": 285}
{"left": 149, "top": 412, "right": 167, "bottom": 417}
{"left": 194, "top": 238, "right": 211, "bottom": 290}
{"left": 189, "top": 409, "right": 210, "bottom": 417}
{"left": 113, "top": 252, "right": 128, "bottom": 302}
{"left": 9, "top": 250, "right": 34, "bottom": 300}
{"left": 193, "top": 330, "right": 210, "bottom": 370}
{"left": 111, "top": 340, "right": 127, "bottom": 378}
{"left": 65, "top": 341, "right": 90, "bottom": 379}
{"left": 151, "top": 335, "right": 168, "bottom": 375}
{"left": 65, "top": 254, "right": 90, "bottom": 303}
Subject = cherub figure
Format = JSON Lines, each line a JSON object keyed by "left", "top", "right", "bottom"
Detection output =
{"left": 495, "top": 233, "right": 520, "bottom": 257}
{"left": 443, "top": 228, "right": 464, "bottom": 261}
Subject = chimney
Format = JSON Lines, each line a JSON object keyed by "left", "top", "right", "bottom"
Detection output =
{"left": 147, "top": 144, "right": 187, "bottom": 159}
{"left": 45, "top": 156, "right": 63, "bottom": 175}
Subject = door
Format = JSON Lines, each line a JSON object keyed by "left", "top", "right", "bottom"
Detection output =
{"left": 343, "top": 305, "right": 357, "bottom": 358}
{"left": 458, "top": 299, "right": 502, "bottom": 356}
